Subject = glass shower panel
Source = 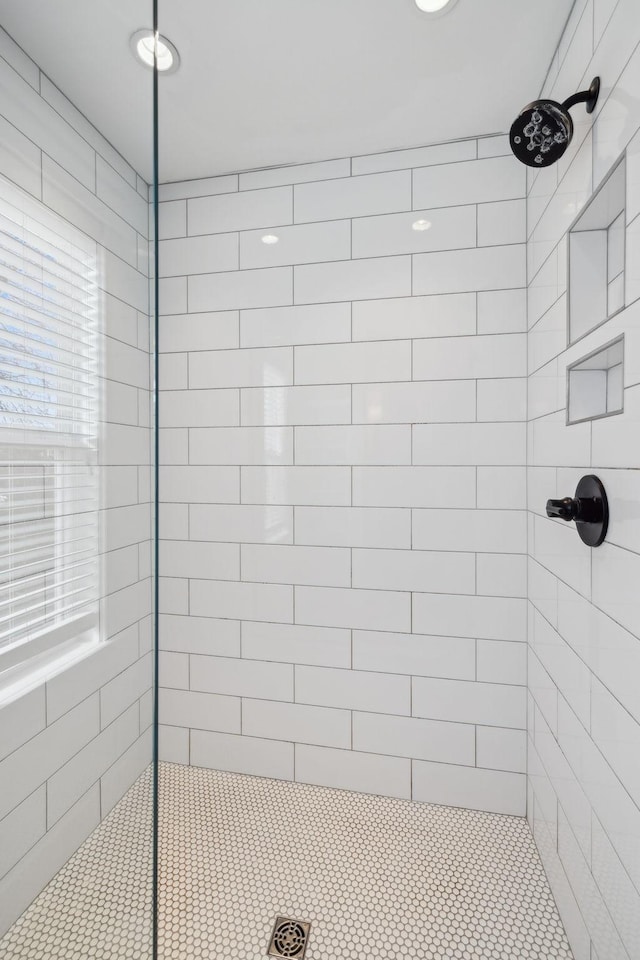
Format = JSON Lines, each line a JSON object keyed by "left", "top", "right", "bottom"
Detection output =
{"left": 0, "top": 3, "right": 156, "bottom": 957}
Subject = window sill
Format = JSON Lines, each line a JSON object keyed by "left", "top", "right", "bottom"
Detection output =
{"left": 0, "top": 628, "right": 100, "bottom": 708}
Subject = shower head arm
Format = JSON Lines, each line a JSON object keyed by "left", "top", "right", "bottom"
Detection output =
{"left": 561, "top": 76, "right": 600, "bottom": 115}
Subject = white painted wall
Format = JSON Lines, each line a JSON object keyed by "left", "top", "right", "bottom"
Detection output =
{"left": 157, "top": 135, "right": 529, "bottom": 816}
{"left": 0, "top": 27, "right": 153, "bottom": 936}
{"left": 526, "top": 1, "right": 640, "bottom": 958}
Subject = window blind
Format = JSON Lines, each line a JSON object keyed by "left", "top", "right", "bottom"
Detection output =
{"left": 0, "top": 179, "right": 99, "bottom": 664}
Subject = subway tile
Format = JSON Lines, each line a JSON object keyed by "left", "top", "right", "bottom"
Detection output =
{"left": 189, "top": 504, "right": 293, "bottom": 544}
{"left": 159, "top": 540, "right": 240, "bottom": 580}
{"left": 295, "top": 340, "right": 411, "bottom": 385}
{"left": 188, "top": 266, "right": 292, "bottom": 312}
{"left": 159, "top": 200, "right": 186, "bottom": 240}
{"left": 477, "top": 135, "right": 510, "bottom": 159}
{"left": 476, "top": 554, "right": 528, "bottom": 598}
{"left": 159, "top": 651, "right": 189, "bottom": 689}
{"left": 476, "top": 727, "right": 527, "bottom": 773}
{"left": 412, "top": 760, "right": 526, "bottom": 815}
{"left": 160, "top": 233, "right": 238, "bottom": 276}
{"left": 0, "top": 696, "right": 99, "bottom": 820}
{"left": 0, "top": 688, "right": 46, "bottom": 762}
{"left": 190, "top": 579, "right": 293, "bottom": 623}
{"left": 159, "top": 277, "right": 187, "bottom": 316}
{"left": 295, "top": 506, "right": 411, "bottom": 548}
{"left": 0, "top": 113, "right": 41, "bottom": 198}
{"left": 158, "top": 726, "right": 189, "bottom": 764}
{"left": 413, "top": 156, "right": 525, "bottom": 209}
{"left": 352, "top": 630, "right": 476, "bottom": 680}
{"left": 160, "top": 312, "right": 239, "bottom": 352}
{"left": 241, "top": 384, "right": 351, "bottom": 425}
{"left": 477, "top": 199, "right": 526, "bottom": 246}
{"left": 477, "top": 289, "right": 527, "bottom": 334}
{"left": 295, "top": 586, "right": 411, "bottom": 633}
{"left": 241, "top": 466, "right": 351, "bottom": 505}
{"left": 159, "top": 174, "right": 238, "bottom": 202}
{"left": 294, "top": 256, "right": 411, "bottom": 304}
{"left": 0, "top": 55, "right": 95, "bottom": 190}
{"left": 412, "top": 508, "right": 527, "bottom": 553}
{"left": 412, "top": 677, "right": 526, "bottom": 728}
{"left": 353, "top": 466, "right": 475, "bottom": 509}
{"left": 100, "top": 655, "right": 152, "bottom": 729}
{"left": 42, "top": 156, "right": 137, "bottom": 266}
{"left": 413, "top": 422, "right": 526, "bottom": 465}
{"left": 241, "top": 544, "right": 350, "bottom": 587}
{"left": 159, "top": 353, "right": 188, "bottom": 390}
{"left": 46, "top": 705, "right": 139, "bottom": 826}
{"left": 159, "top": 615, "right": 240, "bottom": 657}
{"left": 188, "top": 186, "right": 292, "bottom": 235}
{"left": 413, "top": 594, "right": 527, "bottom": 642}
{"left": 352, "top": 204, "right": 476, "bottom": 259}
{"left": 413, "top": 245, "right": 526, "bottom": 295}
{"left": 189, "top": 345, "right": 292, "bottom": 389}
{"left": 295, "top": 744, "right": 411, "bottom": 799}
{"left": 294, "top": 170, "right": 410, "bottom": 222}
{"left": 295, "top": 425, "right": 411, "bottom": 465}
{"left": 241, "top": 621, "right": 351, "bottom": 668}
{"left": 352, "top": 548, "right": 475, "bottom": 594}
{"left": 0, "top": 786, "right": 46, "bottom": 879}
{"left": 352, "top": 139, "right": 476, "bottom": 175}
{"left": 239, "top": 158, "right": 351, "bottom": 190}
{"left": 96, "top": 157, "right": 148, "bottom": 235}
{"left": 190, "top": 655, "right": 293, "bottom": 701}
{"left": 159, "top": 466, "right": 239, "bottom": 504}
{"left": 413, "top": 333, "right": 526, "bottom": 380}
{"left": 189, "top": 426, "right": 293, "bottom": 465}
{"left": 240, "top": 302, "right": 351, "bottom": 348}
{"left": 240, "top": 219, "right": 350, "bottom": 268}
{"left": 243, "top": 699, "right": 350, "bottom": 748}
{"left": 353, "top": 712, "right": 475, "bottom": 765}
{"left": 477, "top": 378, "right": 527, "bottom": 421}
{"left": 477, "top": 639, "right": 527, "bottom": 684}
{"left": 352, "top": 293, "right": 476, "bottom": 341}
{"left": 591, "top": 677, "right": 640, "bottom": 805}
{"left": 352, "top": 380, "right": 476, "bottom": 424}
{"left": 161, "top": 389, "right": 239, "bottom": 428}
{"left": 191, "top": 730, "right": 293, "bottom": 780}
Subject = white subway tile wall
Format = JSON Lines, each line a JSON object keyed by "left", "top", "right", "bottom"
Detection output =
{"left": 159, "top": 134, "right": 527, "bottom": 816}
{"left": 527, "top": 4, "right": 640, "bottom": 960}
{"left": 0, "top": 28, "right": 152, "bottom": 936}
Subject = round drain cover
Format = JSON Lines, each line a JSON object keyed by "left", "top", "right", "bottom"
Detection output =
{"left": 272, "top": 920, "right": 307, "bottom": 957}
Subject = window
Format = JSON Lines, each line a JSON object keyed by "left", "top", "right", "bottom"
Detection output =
{"left": 0, "top": 178, "right": 100, "bottom": 687}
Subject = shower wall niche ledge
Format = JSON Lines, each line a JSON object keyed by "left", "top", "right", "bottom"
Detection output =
{"left": 568, "top": 155, "right": 626, "bottom": 344}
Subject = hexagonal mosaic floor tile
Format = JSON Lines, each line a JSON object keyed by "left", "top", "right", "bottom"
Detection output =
{"left": 0, "top": 762, "right": 573, "bottom": 960}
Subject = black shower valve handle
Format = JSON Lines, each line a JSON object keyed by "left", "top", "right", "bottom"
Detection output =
{"left": 545, "top": 496, "right": 580, "bottom": 521}
{"left": 546, "top": 495, "right": 604, "bottom": 523}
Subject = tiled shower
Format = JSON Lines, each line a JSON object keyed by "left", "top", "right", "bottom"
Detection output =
{"left": 0, "top": 1, "right": 639, "bottom": 958}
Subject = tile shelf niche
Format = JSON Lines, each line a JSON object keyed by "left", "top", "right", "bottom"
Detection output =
{"left": 568, "top": 154, "right": 626, "bottom": 344}
{"left": 567, "top": 335, "right": 624, "bottom": 424}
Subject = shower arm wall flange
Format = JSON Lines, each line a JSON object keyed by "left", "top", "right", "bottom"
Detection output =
{"left": 561, "top": 76, "right": 600, "bottom": 115}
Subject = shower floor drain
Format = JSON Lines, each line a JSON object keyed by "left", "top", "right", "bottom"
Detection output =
{"left": 267, "top": 916, "right": 311, "bottom": 959}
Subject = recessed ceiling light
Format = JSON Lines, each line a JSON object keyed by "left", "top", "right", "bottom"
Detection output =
{"left": 412, "top": 219, "right": 432, "bottom": 231}
{"left": 414, "top": 0, "right": 459, "bottom": 13}
{"left": 130, "top": 29, "right": 180, "bottom": 74}
{"left": 261, "top": 234, "right": 279, "bottom": 245}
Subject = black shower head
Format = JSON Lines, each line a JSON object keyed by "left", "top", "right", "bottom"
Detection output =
{"left": 509, "top": 77, "right": 600, "bottom": 168}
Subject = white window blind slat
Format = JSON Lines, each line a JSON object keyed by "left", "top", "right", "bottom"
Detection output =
{"left": 0, "top": 179, "right": 100, "bottom": 665}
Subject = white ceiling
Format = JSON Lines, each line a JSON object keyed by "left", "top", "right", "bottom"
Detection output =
{"left": 0, "top": 0, "right": 574, "bottom": 184}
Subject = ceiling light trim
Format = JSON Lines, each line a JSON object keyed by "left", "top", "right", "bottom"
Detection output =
{"left": 130, "top": 29, "right": 180, "bottom": 74}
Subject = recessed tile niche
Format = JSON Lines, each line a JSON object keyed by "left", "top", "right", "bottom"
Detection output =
{"left": 567, "top": 336, "right": 624, "bottom": 424}
{"left": 568, "top": 156, "right": 626, "bottom": 344}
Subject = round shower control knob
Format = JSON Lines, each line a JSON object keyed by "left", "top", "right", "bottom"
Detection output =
{"left": 545, "top": 475, "right": 608, "bottom": 547}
